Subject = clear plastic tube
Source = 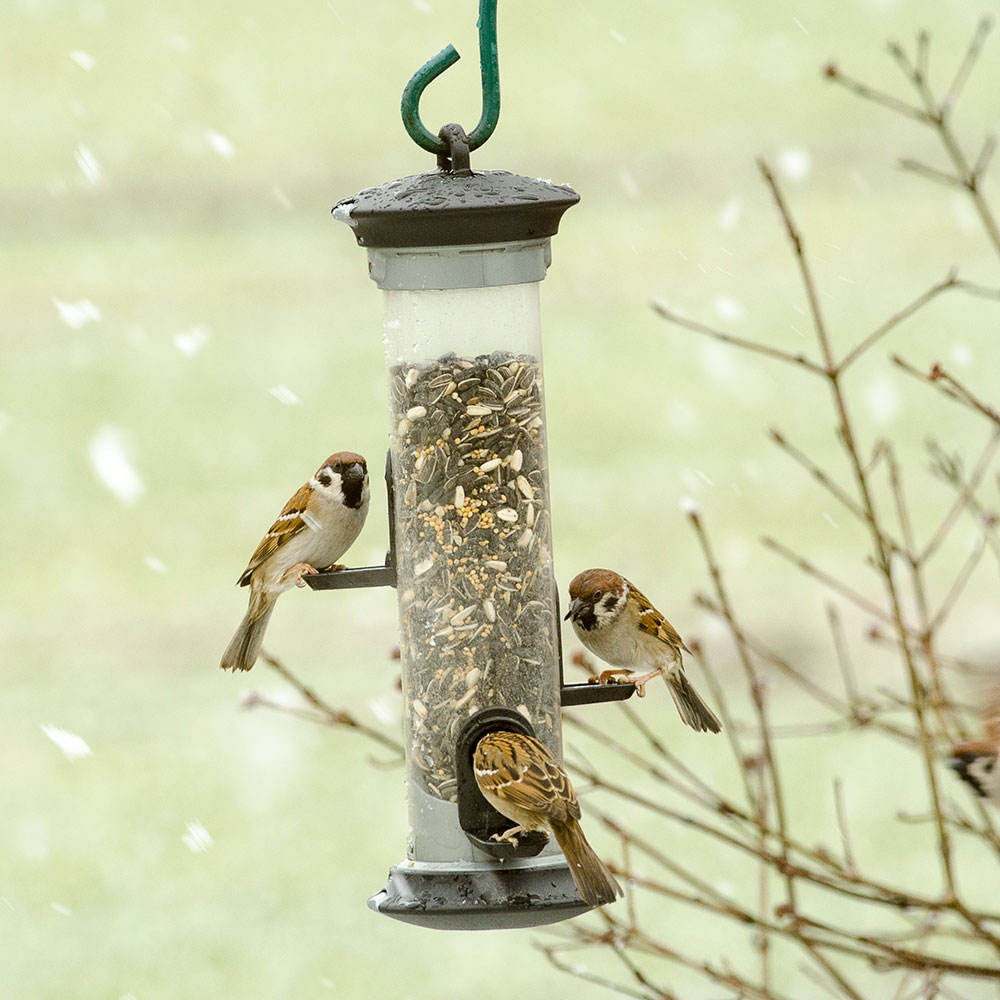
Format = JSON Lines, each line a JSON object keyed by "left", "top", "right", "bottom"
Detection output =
{"left": 383, "top": 281, "right": 561, "bottom": 858}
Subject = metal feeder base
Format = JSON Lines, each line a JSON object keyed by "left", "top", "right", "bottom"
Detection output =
{"left": 368, "top": 856, "right": 594, "bottom": 930}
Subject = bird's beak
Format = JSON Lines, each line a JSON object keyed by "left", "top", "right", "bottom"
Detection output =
{"left": 564, "top": 597, "right": 582, "bottom": 621}
{"left": 342, "top": 462, "right": 365, "bottom": 486}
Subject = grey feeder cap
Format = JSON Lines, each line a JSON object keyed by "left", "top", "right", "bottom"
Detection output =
{"left": 333, "top": 169, "right": 580, "bottom": 249}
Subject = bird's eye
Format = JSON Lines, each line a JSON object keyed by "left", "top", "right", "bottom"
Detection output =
{"left": 593, "top": 590, "right": 603, "bottom": 601}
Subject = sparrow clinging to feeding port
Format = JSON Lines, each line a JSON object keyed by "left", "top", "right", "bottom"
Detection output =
{"left": 473, "top": 730, "right": 622, "bottom": 908}
{"left": 947, "top": 683, "right": 1000, "bottom": 803}
{"left": 220, "top": 452, "right": 369, "bottom": 672}
{"left": 565, "top": 568, "right": 722, "bottom": 734}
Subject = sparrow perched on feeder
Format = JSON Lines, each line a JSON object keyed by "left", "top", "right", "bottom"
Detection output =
{"left": 565, "top": 568, "right": 722, "bottom": 734}
{"left": 947, "top": 684, "right": 1000, "bottom": 803}
{"left": 220, "top": 452, "right": 370, "bottom": 672}
{"left": 473, "top": 730, "right": 621, "bottom": 908}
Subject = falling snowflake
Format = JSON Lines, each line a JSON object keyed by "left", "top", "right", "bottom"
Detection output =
{"left": 777, "top": 146, "right": 811, "bottom": 182}
{"left": 950, "top": 343, "right": 972, "bottom": 366}
{"left": 182, "top": 820, "right": 214, "bottom": 854}
{"left": 173, "top": 324, "right": 210, "bottom": 357}
{"left": 41, "top": 725, "right": 93, "bottom": 761}
{"left": 74, "top": 144, "right": 102, "bottom": 184}
{"left": 368, "top": 694, "right": 400, "bottom": 726}
{"left": 849, "top": 169, "right": 871, "bottom": 194}
{"left": 863, "top": 374, "right": 900, "bottom": 425}
{"left": 270, "top": 184, "right": 292, "bottom": 210}
{"left": 53, "top": 297, "right": 101, "bottom": 329}
{"left": 69, "top": 51, "right": 96, "bottom": 71}
{"left": 666, "top": 397, "right": 698, "bottom": 434}
{"left": 144, "top": 556, "right": 167, "bottom": 573}
{"left": 951, "top": 193, "right": 978, "bottom": 233}
{"left": 205, "top": 130, "right": 236, "bottom": 159}
{"left": 718, "top": 195, "right": 742, "bottom": 231}
{"left": 619, "top": 168, "right": 640, "bottom": 199}
{"left": 89, "top": 426, "right": 145, "bottom": 505}
{"left": 714, "top": 295, "right": 744, "bottom": 321}
{"left": 268, "top": 385, "right": 301, "bottom": 406}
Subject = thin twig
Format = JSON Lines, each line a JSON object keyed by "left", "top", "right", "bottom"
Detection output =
{"left": 837, "top": 272, "right": 960, "bottom": 372}
{"left": 942, "top": 16, "right": 993, "bottom": 113}
{"left": 651, "top": 298, "right": 825, "bottom": 374}
{"left": 258, "top": 650, "right": 404, "bottom": 757}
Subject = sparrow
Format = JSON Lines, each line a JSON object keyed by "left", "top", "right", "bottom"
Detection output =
{"left": 947, "top": 684, "right": 1000, "bottom": 803}
{"left": 220, "top": 451, "right": 369, "bottom": 672}
{"left": 473, "top": 730, "right": 621, "bottom": 908}
{"left": 565, "top": 568, "right": 722, "bottom": 734}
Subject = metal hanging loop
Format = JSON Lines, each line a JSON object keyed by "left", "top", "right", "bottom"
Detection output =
{"left": 400, "top": 0, "right": 500, "bottom": 157}
{"left": 436, "top": 123, "right": 471, "bottom": 175}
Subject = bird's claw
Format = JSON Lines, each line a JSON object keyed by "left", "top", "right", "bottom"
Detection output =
{"left": 589, "top": 668, "right": 649, "bottom": 697}
{"left": 590, "top": 668, "right": 628, "bottom": 685}
{"left": 491, "top": 826, "right": 525, "bottom": 847}
{"left": 283, "top": 562, "right": 320, "bottom": 587}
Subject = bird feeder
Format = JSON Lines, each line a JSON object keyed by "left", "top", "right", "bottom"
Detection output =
{"left": 312, "top": 0, "right": 633, "bottom": 930}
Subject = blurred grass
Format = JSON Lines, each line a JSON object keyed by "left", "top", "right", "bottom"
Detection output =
{"left": 3, "top": 0, "right": 1000, "bottom": 996}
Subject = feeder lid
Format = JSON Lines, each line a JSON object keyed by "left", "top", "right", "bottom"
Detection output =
{"left": 333, "top": 169, "right": 580, "bottom": 249}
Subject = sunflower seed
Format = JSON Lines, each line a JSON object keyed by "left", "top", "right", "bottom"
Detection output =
{"left": 388, "top": 351, "right": 561, "bottom": 801}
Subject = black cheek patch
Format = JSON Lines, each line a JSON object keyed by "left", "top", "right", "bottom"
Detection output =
{"left": 317, "top": 472, "right": 332, "bottom": 487}
{"left": 341, "top": 477, "right": 364, "bottom": 510}
{"left": 602, "top": 594, "right": 618, "bottom": 611}
{"left": 952, "top": 756, "right": 987, "bottom": 797}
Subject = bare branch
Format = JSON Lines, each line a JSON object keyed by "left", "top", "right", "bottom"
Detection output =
{"left": 898, "top": 159, "right": 965, "bottom": 189}
{"left": 837, "top": 271, "right": 960, "bottom": 372}
{"left": 942, "top": 16, "right": 994, "bottom": 113}
{"left": 258, "top": 650, "right": 404, "bottom": 757}
{"left": 651, "top": 298, "right": 826, "bottom": 374}
{"left": 823, "top": 63, "right": 931, "bottom": 123}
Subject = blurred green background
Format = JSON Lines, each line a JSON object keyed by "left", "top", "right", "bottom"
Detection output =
{"left": 4, "top": 0, "right": 1000, "bottom": 996}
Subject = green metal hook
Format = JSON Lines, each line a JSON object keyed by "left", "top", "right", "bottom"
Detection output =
{"left": 400, "top": 0, "right": 500, "bottom": 156}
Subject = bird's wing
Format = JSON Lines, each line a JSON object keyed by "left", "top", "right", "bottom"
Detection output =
{"left": 237, "top": 481, "right": 313, "bottom": 586}
{"left": 628, "top": 580, "right": 691, "bottom": 654}
{"left": 475, "top": 732, "right": 580, "bottom": 825}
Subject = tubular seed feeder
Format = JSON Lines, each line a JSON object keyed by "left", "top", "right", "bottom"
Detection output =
{"left": 312, "top": 0, "right": 634, "bottom": 930}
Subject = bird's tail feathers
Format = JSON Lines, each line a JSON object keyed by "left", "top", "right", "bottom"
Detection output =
{"left": 551, "top": 819, "right": 622, "bottom": 907}
{"left": 667, "top": 670, "right": 722, "bottom": 733}
{"left": 220, "top": 597, "right": 276, "bottom": 672}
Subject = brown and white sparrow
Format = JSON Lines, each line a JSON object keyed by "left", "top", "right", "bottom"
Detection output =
{"left": 220, "top": 452, "right": 370, "bottom": 672}
{"left": 473, "top": 730, "right": 621, "bottom": 907}
{"left": 565, "top": 568, "right": 722, "bottom": 734}
{"left": 947, "top": 684, "right": 1000, "bottom": 803}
